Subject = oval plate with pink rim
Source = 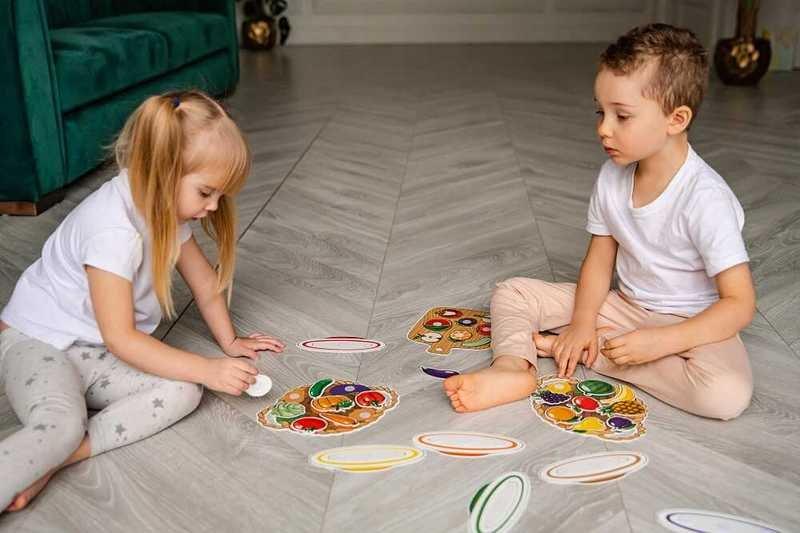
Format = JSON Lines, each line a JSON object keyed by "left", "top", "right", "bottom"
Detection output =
{"left": 539, "top": 451, "right": 648, "bottom": 485}
{"left": 656, "top": 508, "right": 783, "bottom": 533}
{"left": 297, "top": 336, "right": 385, "bottom": 354}
{"left": 413, "top": 431, "right": 525, "bottom": 458}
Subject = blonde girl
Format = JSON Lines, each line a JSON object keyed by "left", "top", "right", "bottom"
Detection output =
{"left": 0, "top": 90, "right": 284, "bottom": 512}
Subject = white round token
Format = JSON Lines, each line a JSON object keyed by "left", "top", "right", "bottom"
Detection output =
{"left": 246, "top": 374, "right": 273, "bottom": 397}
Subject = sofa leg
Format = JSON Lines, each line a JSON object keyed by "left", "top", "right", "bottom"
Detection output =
{"left": 0, "top": 189, "right": 66, "bottom": 216}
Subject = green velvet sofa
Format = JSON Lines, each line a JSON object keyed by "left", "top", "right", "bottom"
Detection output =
{"left": 0, "top": 0, "right": 239, "bottom": 215}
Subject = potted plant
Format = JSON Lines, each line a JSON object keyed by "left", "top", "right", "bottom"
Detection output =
{"left": 713, "top": 0, "right": 771, "bottom": 85}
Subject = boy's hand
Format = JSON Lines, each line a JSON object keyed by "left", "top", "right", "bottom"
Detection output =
{"left": 224, "top": 333, "right": 285, "bottom": 360}
{"left": 601, "top": 328, "right": 670, "bottom": 366}
{"left": 202, "top": 357, "right": 258, "bottom": 396}
{"left": 552, "top": 321, "right": 599, "bottom": 378}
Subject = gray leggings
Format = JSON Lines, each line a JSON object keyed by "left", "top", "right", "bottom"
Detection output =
{"left": 0, "top": 327, "right": 203, "bottom": 509}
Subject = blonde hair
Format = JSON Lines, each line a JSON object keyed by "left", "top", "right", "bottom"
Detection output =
{"left": 114, "top": 90, "right": 250, "bottom": 318}
{"left": 600, "top": 23, "right": 709, "bottom": 125}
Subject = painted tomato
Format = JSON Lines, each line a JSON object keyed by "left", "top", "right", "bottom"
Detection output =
{"left": 424, "top": 318, "right": 452, "bottom": 331}
{"left": 291, "top": 416, "right": 328, "bottom": 433}
{"left": 355, "top": 390, "right": 388, "bottom": 408}
{"left": 572, "top": 395, "right": 600, "bottom": 411}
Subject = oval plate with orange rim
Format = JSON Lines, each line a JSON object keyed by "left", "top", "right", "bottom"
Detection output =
{"left": 539, "top": 451, "right": 648, "bottom": 485}
{"left": 297, "top": 336, "right": 385, "bottom": 354}
{"left": 413, "top": 431, "right": 525, "bottom": 458}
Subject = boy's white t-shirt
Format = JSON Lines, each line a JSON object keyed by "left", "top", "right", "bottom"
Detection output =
{"left": 586, "top": 145, "right": 748, "bottom": 316}
{"left": 1, "top": 170, "right": 192, "bottom": 350}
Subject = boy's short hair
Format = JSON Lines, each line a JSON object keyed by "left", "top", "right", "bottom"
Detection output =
{"left": 600, "top": 23, "right": 709, "bottom": 122}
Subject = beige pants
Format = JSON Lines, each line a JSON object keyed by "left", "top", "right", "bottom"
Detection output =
{"left": 490, "top": 278, "right": 753, "bottom": 420}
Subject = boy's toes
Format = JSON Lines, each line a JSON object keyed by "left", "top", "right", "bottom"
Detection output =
{"left": 443, "top": 374, "right": 464, "bottom": 394}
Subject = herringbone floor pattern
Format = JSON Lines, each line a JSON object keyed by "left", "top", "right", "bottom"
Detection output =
{"left": 1, "top": 44, "right": 799, "bottom": 532}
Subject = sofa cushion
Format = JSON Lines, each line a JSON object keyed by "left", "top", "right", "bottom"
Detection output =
{"left": 51, "top": 26, "right": 166, "bottom": 113}
{"left": 81, "top": 12, "right": 230, "bottom": 71}
{"left": 51, "top": 12, "right": 229, "bottom": 112}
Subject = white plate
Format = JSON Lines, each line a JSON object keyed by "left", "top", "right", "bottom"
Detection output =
{"left": 413, "top": 431, "right": 524, "bottom": 458}
{"left": 297, "top": 336, "right": 385, "bottom": 354}
{"left": 656, "top": 509, "right": 783, "bottom": 532}
{"left": 539, "top": 451, "right": 647, "bottom": 485}
{"left": 309, "top": 445, "right": 424, "bottom": 473}
{"left": 245, "top": 374, "right": 272, "bottom": 397}
{"left": 469, "top": 471, "right": 530, "bottom": 533}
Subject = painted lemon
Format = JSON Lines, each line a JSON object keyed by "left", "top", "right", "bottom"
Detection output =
{"left": 573, "top": 416, "right": 606, "bottom": 433}
{"left": 544, "top": 380, "right": 573, "bottom": 395}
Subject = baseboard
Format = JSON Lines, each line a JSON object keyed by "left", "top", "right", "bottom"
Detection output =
{"left": 0, "top": 189, "right": 66, "bottom": 216}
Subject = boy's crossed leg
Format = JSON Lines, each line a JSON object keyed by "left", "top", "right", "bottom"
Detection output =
{"left": 444, "top": 278, "right": 752, "bottom": 419}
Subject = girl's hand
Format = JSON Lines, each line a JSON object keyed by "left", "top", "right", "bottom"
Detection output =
{"left": 224, "top": 333, "right": 285, "bottom": 360}
{"left": 601, "top": 328, "right": 669, "bottom": 366}
{"left": 202, "top": 357, "right": 258, "bottom": 396}
{"left": 552, "top": 321, "right": 598, "bottom": 378}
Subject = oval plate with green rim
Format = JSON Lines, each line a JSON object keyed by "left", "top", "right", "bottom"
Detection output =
{"left": 468, "top": 471, "right": 530, "bottom": 533}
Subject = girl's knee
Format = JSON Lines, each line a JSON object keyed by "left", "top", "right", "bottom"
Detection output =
{"left": 162, "top": 380, "right": 203, "bottom": 417}
{"left": 32, "top": 410, "right": 86, "bottom": 453}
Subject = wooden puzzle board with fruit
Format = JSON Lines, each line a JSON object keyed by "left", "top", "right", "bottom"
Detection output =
{"left": 530, "top": 375, "right": 648, "bottom": 442}
{"left": 406, "top": 307, "right": 491, "bottom": 355}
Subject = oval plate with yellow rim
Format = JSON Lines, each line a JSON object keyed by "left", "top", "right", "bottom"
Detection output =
{"left": 309, "top": 444, "right": 424, "bottom": 473}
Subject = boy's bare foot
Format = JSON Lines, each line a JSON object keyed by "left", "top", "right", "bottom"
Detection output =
{"left": 532, "top": 332, "right": 556, "bottom": 357}
{"left": 5, "top": 470, "right": 56, "bottom": 512}
{"left": 532, "top": 327, "right": 616, "bottom": 360}
{"left": 443, "top": 356, "right": 537, "bottom": 412}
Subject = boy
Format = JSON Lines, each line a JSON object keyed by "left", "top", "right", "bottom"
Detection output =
{"left": 444, "top": 24, "right": 755, "bottom": 420}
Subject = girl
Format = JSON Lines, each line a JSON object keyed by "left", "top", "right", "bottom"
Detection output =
{"left": 0, "top": 90, "right": 285, "bottom": 512}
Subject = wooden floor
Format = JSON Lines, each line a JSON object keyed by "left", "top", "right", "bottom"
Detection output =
{"left": 1, "top": 44, "right": 799, "bottom": 532}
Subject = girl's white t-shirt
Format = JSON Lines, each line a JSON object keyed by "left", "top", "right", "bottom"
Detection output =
{"left": 1, "top": 171, "right": 191, "bottom": 350}
{"left": 586, "top": 146, "right": 748, "bottom": 316}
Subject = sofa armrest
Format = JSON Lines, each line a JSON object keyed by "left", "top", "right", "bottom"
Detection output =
{"left": 0, "top": 0, "right": 66, "bottom": 202}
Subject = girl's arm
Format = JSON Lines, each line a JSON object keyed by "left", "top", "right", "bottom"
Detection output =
{"left": 552, "top": 234, "right": 618, "bottom": 376}
{"left": 176, "top": 237, "right": 284, "bottom": 358}
{"left": 86, "top": 266, "right": 257, "bottom": 395}
{"left": 602, "top": 262, "right": 755, "bottom": 364}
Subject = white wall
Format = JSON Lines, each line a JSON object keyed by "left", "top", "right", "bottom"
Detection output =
{"left": 666, "top": 0, "right": 800, "bottom": 70}
{"left": 283, "top": 0, "right": 666, "bottom": 44}
{"left": 244, "top": 0, "right": 798, "bottom": 68}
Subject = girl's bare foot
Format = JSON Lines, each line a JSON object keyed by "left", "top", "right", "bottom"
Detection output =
{"left": 5, "top": 470, "right": 56, "bottom": 512}
{"left": 4, "top": 434, "right": 91, "bottom": 513}
{"left": 443, "top": 356, "right": 537, "bottom": 412}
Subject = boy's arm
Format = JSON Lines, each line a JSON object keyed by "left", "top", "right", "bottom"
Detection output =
{"left": 87, "top": 265, "right": 257, "bottom": 395}
{"left": 573, "top": 235, "right": 618, "bottom": 327}
{"left": 176, "top": 237, "right": 284, "bottom": 358}
{"left": 553, "top": 234, "right": 617, "bottom": 376}
{"left": 602, "top": 262, "right": 755, "bottom": 364}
